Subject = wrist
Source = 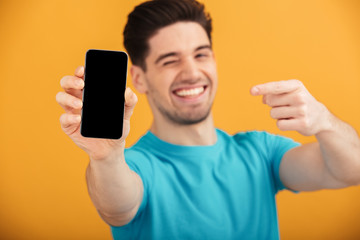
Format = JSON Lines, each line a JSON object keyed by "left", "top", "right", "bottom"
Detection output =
{"left": 314, "top": 106, "right": 336, "bottom": 138}
{"left": 89, "top": 143, "right": 126, "bottom": 163}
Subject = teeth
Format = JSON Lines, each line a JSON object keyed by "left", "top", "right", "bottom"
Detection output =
{"left": 175, "top": 87, "right": 205, "bottom": 97}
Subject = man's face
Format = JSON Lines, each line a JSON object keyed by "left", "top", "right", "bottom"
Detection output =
{"left": 140, "top": 21, "right": 218, "bottom": 125}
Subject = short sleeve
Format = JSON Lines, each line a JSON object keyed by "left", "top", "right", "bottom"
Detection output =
{"left": 124, "top": 148, "right": 153, "bottom": 215}
{"left": 263, "top": 132, "right": 301, "bottom": 192}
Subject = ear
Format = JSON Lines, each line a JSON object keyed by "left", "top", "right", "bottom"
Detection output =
{"left": 130, "top": 65, "right": 148, "bottom": 94}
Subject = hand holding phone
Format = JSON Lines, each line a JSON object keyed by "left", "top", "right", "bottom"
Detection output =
{"left": 56, "top": 49, "right": 137, "bottom": 161}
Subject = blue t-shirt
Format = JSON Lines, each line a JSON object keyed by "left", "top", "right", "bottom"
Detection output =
{"left": 111, "top": 129, "right": 300, "bottom": 240}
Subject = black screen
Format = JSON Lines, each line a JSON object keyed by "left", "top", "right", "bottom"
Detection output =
{"left": 80, "top": 49, "right": 128, "bottom": 139}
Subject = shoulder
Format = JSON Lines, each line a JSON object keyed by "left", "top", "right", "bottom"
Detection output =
{"left": 232, "top": 130, "right": 268, "bottom": 142}
{"left": 216, "top": 128, "right": 269, "bottom": 144}
{"left": 124, "top": 145, "right": 153, "bottom": 168}
{"left": 124, "top": 133, "right": 156, "bottom": 173}
{"left": 232, "top": 130, "right": 297, "bottom": 147}
{"left": 220, "top": 129, "right": 300, "bottom": 158}
{"left": 124, "top": 135, "right": 155, "bottom": 192}
{"left": 124, "top": 132, "right": 154, "bottom": 160}
{"left": 214, "top": 129, "right": 269, "bottom": 157}
{"left": 230, "top": 130, "right": 271, "bottom": 149}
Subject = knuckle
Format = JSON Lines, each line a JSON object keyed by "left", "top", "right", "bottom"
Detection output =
{"left": 304, "top": 118, "right": 311, "bottom": 128}
{"left": 59, "top": 113, "right": 67, "bottom": 124}
{"left": 298, "top": 105, "right": 307, "bottom": 117}
{"left": 299, "top": 90, "right": 307, "bottom": 99}
{"left": 66, "top": 114, "right": 74, "bottom": 123}
{"left": 74, "top": 77, "right": 84, "bottom": 88}
{"left": 262, "top": 95, "right": 267, "bottom": 104}
{"left": 299, "top": 118, "right": 310, "bottom": 129}
{"left": 270, "top": 109, "right": 277, "bottom": 119}
{"left": 133, "top": 93, "right": 138, "bottom": 104}
{"left": 266, "top": 95, "right": 274, "bottom": 106}
{"left": 75, "top": 66, "right": 84, "bottom": 75}
{"left": 291, "top": 79, "right": 302, "bottom": 86}
{"left": 60, "top": 76, "right": 69, "bottom": 88}
{"left": 274, "top": 83, "right": 282, "bottom": 92}
{"left": 294, "top": 91, "right": 306, "bottom": 104}
{"left": 56, "top": 92, "right": 63, "bottom": 103}
{"left": 58, "top": 92, "right": 78, "bottom": 107}
{"left": 277, "top": 120, "right": 287, "bottom": 131}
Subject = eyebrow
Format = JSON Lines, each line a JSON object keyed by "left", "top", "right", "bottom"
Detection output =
{"left": 154, "top": 44, "right": 212, "bottom": 64}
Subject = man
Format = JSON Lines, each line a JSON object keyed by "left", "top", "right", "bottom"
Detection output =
{"left": 56, "top": 0, "right": 360, "bottom": 239}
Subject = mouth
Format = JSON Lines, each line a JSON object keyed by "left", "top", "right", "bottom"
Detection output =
{"left": 172, "top": 85, "right": 207, "bottom": 99}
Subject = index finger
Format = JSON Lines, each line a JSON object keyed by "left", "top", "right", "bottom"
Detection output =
{"left": 74, "top": 66, "right": 84, "bottom": 78}
{"left": 250, "top": 79, "right": 302, "bottom": 96}
{"left": 60, "top": 75, "right": 84, "bottom": 91}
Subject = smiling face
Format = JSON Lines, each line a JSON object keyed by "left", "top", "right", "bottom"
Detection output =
{"left": 132, "top": 21, "right": 218, "bottom": 126}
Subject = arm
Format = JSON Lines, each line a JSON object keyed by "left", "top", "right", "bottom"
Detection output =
{"left": 56, "top": 66, "right": 143, "bottom": 226}
{"left": 281, "top": 115, "right": 360, "bottom": 191}
{"left": 251, "top": 80, "right": 360, "bottom": 191}
{"left": 86, "top": 150, "right": 143, "bottom": 226}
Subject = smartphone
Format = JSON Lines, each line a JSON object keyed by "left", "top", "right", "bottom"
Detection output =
{"left": 80, "top": 49, "right": 128, "bottom": 139}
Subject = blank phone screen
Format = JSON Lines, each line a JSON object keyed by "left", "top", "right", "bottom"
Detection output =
{"left": 80, "top": 49, "right": 128, "bottom": 139}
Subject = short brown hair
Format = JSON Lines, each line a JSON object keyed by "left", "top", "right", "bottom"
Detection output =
{"left": 123, "top": 0, "right": 212, "bottom": 71}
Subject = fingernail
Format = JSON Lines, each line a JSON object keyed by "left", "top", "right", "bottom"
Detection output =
{"left": 252, "top": 87, "right": 259, "bottom": 95}
{"left": 74, "top": 100, "right": 82, "bottom": 108}
{"left": 76, "top": 80, "right": 83, "bottom": 86}
{"left": 74, "top": 115, "right": 81, "bottom": 122}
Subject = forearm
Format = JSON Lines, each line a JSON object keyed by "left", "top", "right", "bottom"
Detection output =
{"left": 316, "top": 112, "right": 360, "bottom": 185}
{"left": 86, "top": 150, "right": 143, "bottom": 224}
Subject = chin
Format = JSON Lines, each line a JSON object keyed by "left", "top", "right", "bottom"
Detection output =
{"left": 166, "top": 108, "right": 212, "bottom": 125}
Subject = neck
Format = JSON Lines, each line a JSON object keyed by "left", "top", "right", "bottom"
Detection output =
{"left": 150, "top": 114, "right": 217, "bottom": 146}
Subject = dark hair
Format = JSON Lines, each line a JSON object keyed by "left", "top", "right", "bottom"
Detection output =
{"left": 123, "top": 0, "right": 212, "bottom": 71}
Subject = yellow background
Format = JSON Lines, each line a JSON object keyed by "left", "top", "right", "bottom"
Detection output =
{"left": 1, "top": 0, "right": 359, "bottom": 239}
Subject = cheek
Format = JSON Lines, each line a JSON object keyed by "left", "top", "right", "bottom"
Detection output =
{"left": 204, "top": 63, "right": 218, "bottom": 85}
{"left": 146, "top": 73, "right": 174, "bottom": 97}
{"left": 206, "top": 64, "right": 218, "bottom": 96}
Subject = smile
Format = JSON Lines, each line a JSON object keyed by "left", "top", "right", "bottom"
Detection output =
{"left": 173, "top": 86, "right": 206, "bottom": 98}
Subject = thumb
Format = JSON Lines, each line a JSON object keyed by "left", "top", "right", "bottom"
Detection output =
{"left": 124, "top": 87, "right": 138, "bottom": 121}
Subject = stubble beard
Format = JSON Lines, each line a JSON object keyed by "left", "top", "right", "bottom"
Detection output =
{"left": 157, "top": 102, "right": 213, "bottom": 125}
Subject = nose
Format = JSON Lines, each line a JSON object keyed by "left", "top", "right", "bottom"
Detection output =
{"left": 178, "top": 57, "right": 202, "bottom": 82}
